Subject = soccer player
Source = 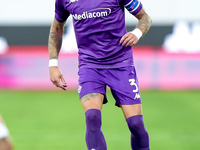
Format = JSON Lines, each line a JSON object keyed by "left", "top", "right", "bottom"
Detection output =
{"left": 0, "top": 115, "right": 12, "bottom": 150}
{"left": 48, "top": 0, "right": 152, "bottom": 149}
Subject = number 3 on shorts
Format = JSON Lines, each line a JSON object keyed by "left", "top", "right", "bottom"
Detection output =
{"left": 129, "top": 79, "right": 138, "bottom": 93}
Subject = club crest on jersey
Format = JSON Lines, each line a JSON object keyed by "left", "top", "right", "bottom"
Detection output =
{"left": 77, "top": 85, "right": 82, "bottom": 93}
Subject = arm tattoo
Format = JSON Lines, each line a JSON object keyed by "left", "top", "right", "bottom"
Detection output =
{"left": 48, "top": 29, "right": 63, "bottom": 59}
{"left": 135, "top": 9, "right": 152, "bottom": 36}
{"left": 80, "top": 93, "right": 99, "bottom": 102}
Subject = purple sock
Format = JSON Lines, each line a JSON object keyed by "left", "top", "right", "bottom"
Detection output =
{"left": 126, "top": 115, "right": 150, "bottom": 150}
{"left": 85, "top": 109, "right": 107, "bottom": 150}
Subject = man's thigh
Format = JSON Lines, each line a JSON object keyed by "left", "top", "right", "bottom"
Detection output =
{"left": 80, "top": 93, "right": 104, "bottom": 112}
{"left": 78, "top": 68, "right": 107, "bottom": 112}
{"left": 120, "top": 103, "right": 143, "bottom": 119}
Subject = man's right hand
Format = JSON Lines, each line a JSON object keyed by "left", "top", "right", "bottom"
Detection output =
{"left": 49, "top": 66, "right": 67, "bottom": 90}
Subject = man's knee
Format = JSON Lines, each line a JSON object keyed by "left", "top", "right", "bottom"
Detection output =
{"left": 126, "top": 115, "right": 147, "bottom": 136}
{"left": 85, "top": 109, "right": 102, "bottom": 131}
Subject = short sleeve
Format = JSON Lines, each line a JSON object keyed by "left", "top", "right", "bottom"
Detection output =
{"left": 122, "top": 0, "right": 143, "bottom": 15}
{"left": 55, "top": 0, "right": 70, "bottom": 22}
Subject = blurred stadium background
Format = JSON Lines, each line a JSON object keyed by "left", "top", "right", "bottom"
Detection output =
{"left": 0, "top": 0, "right": 200, "bottom": 149}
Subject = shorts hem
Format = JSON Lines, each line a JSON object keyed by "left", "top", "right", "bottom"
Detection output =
{"left": 115, "top": 101, "right": 142, "bottom": 107}
{"left": 79, "top": 91, "right": 108, "bottom": 104}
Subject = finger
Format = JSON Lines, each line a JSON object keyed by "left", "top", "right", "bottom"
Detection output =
{"left": 58, "top": 82, "right": 67, "bottom": 90}
{"left": 52, "top": 80, "right": 60, "bottom": 88}
{"left": 126, "top": 35, "right": 139, "bottom": 47}
{"left": 61, "top": 75, "right": 67, "bottom": 85}
{"left": 61, "top": 85, "right": 67, "bottom": 90}
{"left": 121, "top": 33, "right": 133, "bottom": 46}
{"left": 125, "top": 39, "right": 136, "bottom": 47}
{"left": 123, "top": 36, "right": 133, "bottom": 47}
{"left": 61, "top": 76, "right": 67, "bottom": 90}
{"left": 120, "top": 34, "right": 128, "bottom": 44}
{"left": 51, "top": 78, "right": 66, "bottom": 90}
{"left": 121, "top": 37, "right": 130, "bottom": 46}
{"left": 124, "top": 39, "right": 133, "bottom": 47}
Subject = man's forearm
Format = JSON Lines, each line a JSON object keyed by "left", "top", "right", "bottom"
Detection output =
{"left": 48, "top": 24, "right": 64, "bottom": 60}
{"left": 135, "top": 9, "right": 152, "bottom": 36}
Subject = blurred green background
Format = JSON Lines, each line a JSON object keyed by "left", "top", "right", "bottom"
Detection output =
{"left": 0, "top": 90, "right": 199, "bottom": 150}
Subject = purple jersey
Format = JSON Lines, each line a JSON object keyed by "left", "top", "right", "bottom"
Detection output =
{"left": 55, "top": 0, "right": 142, "bottom": 68}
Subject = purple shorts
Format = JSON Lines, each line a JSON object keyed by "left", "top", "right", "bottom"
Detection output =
{"left": 77, "top": 66, "right": 141, "bottom": 106}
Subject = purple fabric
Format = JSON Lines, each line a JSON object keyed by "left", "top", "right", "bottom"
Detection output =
{"left": 85, "top": 109, "right": 107, "bottom": 150}
{"left": 78, "top": 66, "right": 141, "bottom": 107}
{"left": 126, "top": 115, "right": 150, "bottom": 150}
{"left": 54, "top": 0, "right": 143, "bottom": 69}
